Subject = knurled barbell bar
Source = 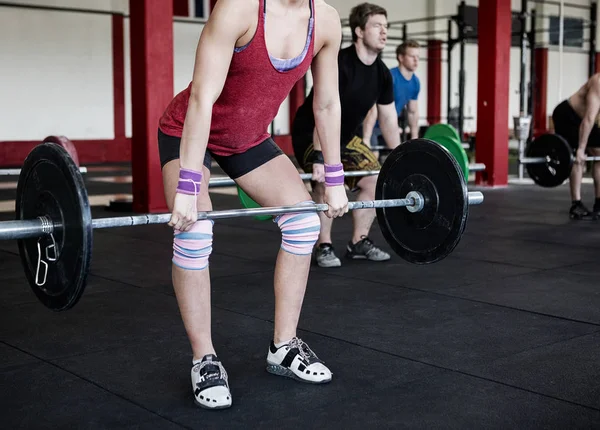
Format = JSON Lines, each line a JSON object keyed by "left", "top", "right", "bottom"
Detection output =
{"left": 4, "top": 138, "right": 483, "bottom": 312}
{"left": 520, "top": 133, "right": 600, "bottom": 187}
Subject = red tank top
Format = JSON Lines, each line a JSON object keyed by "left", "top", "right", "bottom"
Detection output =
{"left": 159, "top": 0, "right": 315, "bottom": 156}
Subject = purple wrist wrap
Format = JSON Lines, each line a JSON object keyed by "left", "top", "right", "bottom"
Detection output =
{"left": 324, "top": 163, "right": 344, "bottom": 187}
{"left": 176, "top": 168, "right": 203, "bottom": 195}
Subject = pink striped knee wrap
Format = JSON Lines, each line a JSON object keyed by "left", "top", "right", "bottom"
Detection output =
{"left": 275, "top": 202, "right": 321, "bottom": 255}
{"left": 172, "top": 220, "right": 214, "bottom": 271}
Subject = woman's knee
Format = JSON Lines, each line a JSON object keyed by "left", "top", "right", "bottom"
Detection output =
{"left": 173, "top": 219, "right": 214, "bottom": 271}
{"left": 275, "top": 208, "right": 321, "bottom": 255}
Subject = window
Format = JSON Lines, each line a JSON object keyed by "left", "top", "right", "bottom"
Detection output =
{"left": 172, "top": 0, "right": 206, "bottom": 18}
{"left": 549, "top": 16, "right": 584, "bottom": 48}
{"left": 194, "top": 0, "right": 205, "bottom": 18}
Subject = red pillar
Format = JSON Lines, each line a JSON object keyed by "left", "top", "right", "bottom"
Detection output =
{"left": 427, "top": 40, "right": 442, "bottom": 124}
{"left": 533, "top": 47, "right": 548, "bottom": 136}
{"left": 112, "top": 15, "right": 126, "bottom": 141}
{"left": 210, "top": 0, "right": 218, "bottom": 14}
{"left": 595, "top": 52, "right": 600, "bottom": 73}
{"left": 129, "top": 0, "right": 173, "bottom": 213}
{"left": 475, "top": 0, "right": 511, "bottom": 187}
{"left": 172, "top": 0, "right": 189, "bottom": 16}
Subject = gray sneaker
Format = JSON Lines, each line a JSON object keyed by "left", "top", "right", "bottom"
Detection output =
{"left": 315, "top": 244, "right": 341, "bottom": 268}
{"left": 346, "top": 236, "right": 391, "bottom": 261}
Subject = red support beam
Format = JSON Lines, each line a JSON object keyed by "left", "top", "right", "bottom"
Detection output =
{"left": 595, "top": 52, "right": 600, "bottom": 73}
{"left": 173, "top": 0, "right": 189, "bottom": 17}
{"left": 427, "top": 40, "right": 442, "bottom": 124}
{"left": 112, "top": 15, "right": 126, "bottom": 140}
{"left": 475, "top": 0, "right": 511, "bottom": 187}
{"left": 129, "top": 0, "right": 173, "bottom": 213}
{"left": 533, "top": 47, "right": 548, "bottom": 136}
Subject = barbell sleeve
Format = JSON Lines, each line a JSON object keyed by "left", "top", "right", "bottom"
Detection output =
{"left": 0, "top": 219, "right": 48, "bottom": 240}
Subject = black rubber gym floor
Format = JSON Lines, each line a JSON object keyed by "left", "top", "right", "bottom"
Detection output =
{"left": 1, "top": 167, "right": 600, "bottom": 428}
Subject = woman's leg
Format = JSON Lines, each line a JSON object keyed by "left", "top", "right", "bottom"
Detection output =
{"left": 163, "top": 151, "right": 231, "bottom": 409}
{"left": 234, "top": 150, "right": 332, "bottom": 383}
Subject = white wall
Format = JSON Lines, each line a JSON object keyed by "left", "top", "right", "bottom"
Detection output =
{"left": 0, "top": 0, "right": 597, "bottom": 143}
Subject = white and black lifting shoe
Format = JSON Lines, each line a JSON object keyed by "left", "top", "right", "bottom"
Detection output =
{"left": 191, "top": 354, "right": 232, "bottom": 410}
{"left": 266, "top": 337, "right": 332, "bottom": 384}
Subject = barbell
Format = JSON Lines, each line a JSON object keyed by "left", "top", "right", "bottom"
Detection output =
{"left": 521, "top": 133, "right": 600, "bottom": 187}
{"left": 3, "top": 138, "right": 483, "bottom": 312}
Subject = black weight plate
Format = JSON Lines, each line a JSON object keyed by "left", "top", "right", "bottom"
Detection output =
{"left": 525, "top": 133, "right": 573, "bottom": 188}
{"left": 16, "top": 143, "right": 92, "bottom": 311}
{"left": 375, "top": 139, "right": 469, "bottom": 264}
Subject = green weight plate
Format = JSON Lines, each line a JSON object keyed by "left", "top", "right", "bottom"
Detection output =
{"left": 237, "top": 186, "right": 272, "bottom": 221}
{"left": 428, "top": 135, "right": 470, "bottom": 179}
{"left": 423, "top": 123, "right": 461, "bottom": 142}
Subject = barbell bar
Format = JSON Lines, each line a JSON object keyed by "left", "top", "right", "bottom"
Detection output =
{"left": 2, "top": 191, "right": 485, "bottom": 242}
{"left": 10, "top": 138, "right": 483, "bottom": 311}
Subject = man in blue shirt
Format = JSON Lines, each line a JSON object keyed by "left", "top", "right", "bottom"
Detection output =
{"left": 363, "top": 40, "right": 421, "bottom": 147}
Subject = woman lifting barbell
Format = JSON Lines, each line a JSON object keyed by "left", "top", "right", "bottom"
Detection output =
{"left": 155, "top": 0, "right": 348, "bottom": 411}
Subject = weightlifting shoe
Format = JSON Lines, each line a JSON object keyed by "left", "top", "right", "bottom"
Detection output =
{"left": 569, "top": 201, "right": 591, "bottom": 220}
{"left": 315, "top": 243, "right": 341, "bottom": 268}
{"left": 266, "top": 337, "right": 332, "bottom": 384}
{"left": 191, "top": 354, "right": 232, "bottom": 410}
{"left": 346, "top": 236, "right": 390, "bottom": 261}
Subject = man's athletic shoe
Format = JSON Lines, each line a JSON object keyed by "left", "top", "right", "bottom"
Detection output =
{"left": 346, "top": 236, "right": 390, "bottom": 261}
{"left": 569, "top": 201, "right": 591, "bottom": 220}
{"left": 315, "top": 243, "right": 341, "bottom": 268}
{"left": 266, "top": 337, "right": 332, "bottom": 384}
{"left": 191, "top": 354, "right": 232, "bottom": 410}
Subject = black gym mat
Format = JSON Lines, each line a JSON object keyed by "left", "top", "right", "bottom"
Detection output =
{"left": 208, "top": 271, "right": 598, "bottom": 370}
{"left": 470, "top": 331, "right": 600, "bottom": 409}
{"left": 4, "top": 179, "right": 600, "bottom": 427}
{"left": 50, "top": 312, "right": 441, "bottom": 428}
{"left": 0, "top": 343, "right": 38, "bottom": 370}
{"left": 0, "top": 361, "right": 181, "bottom": 430}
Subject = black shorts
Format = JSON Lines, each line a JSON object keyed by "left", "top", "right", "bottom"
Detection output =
{"left": 552, "top": 100, "right": 600, "bottom": 149}
{"left": 157, "top": 129, "right": 284, "bottom": 179}
{"left": 292, "top": 134, "right": 381, "bottom": 190}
